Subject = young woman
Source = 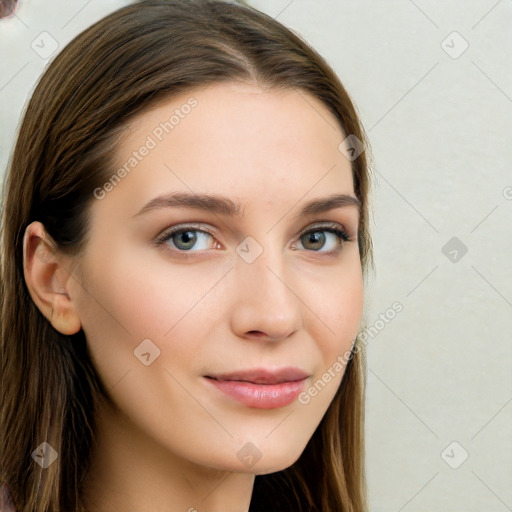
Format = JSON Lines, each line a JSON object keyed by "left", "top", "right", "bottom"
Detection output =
{"left": 0, "top": 1, "right": 374, "bottom": 510}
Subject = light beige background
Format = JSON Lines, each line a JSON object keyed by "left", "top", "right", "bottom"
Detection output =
{"left": 1, "top": 1, "right": 511, "bottom": 510}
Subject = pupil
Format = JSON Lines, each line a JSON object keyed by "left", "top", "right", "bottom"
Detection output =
{"left": 176, "top": 231, "right": 196, "bottom": 249}
{"left": 305, "top": 231, "right": 325, "bottom": 250}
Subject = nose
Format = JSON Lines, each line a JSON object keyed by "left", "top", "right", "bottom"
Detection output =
{"left": 229, "top": 243, "right": 303, "bottom": 342}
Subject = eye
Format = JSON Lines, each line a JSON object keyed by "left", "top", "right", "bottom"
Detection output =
{"left": 155, "top": 224, "right": 217, "bottom": 252}
{"left": 295, "top": 223, "right": 350, "bottom": 253}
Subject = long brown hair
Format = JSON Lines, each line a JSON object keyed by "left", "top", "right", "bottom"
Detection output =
{"left": 0, "top": 1, "right": 374, "bottom": 510}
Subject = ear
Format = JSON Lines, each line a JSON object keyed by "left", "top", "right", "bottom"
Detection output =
{"left": 23, "top": 221, "right": 82, "bottom": 335}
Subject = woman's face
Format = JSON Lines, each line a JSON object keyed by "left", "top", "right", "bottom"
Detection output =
{"left": 71, "top": 81, "right": 363, "bottom": 475}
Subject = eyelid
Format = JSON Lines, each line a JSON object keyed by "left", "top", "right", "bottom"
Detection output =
{"left": 298, "top": 221, "right": 351, "bottom": 241}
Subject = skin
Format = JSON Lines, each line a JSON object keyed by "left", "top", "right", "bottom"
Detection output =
{"left": 23, "top": 81, "right": 364, "bottom": 511}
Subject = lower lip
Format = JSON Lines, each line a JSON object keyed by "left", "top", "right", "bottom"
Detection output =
{"left": 204, "top": 377, "right": 307, "bottom": 409}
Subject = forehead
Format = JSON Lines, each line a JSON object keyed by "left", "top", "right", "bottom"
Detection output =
{"left": 99, "top": 81, "right": 355, "bottom": 218}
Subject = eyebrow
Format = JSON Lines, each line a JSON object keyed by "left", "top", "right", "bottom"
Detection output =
{"left": 132, "top": 192, "right": 361, "bottom": 219}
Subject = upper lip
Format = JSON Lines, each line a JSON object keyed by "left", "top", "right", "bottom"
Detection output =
{"left": 205, "top": 367, "right": 309, "bottom": 385}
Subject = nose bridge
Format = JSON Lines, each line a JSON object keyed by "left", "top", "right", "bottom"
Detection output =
{"left": 249, "top": 255, "right": 288, "bottom": 299}
{"left": 236, "top": 233, "right": 289, "bottom": 297}
{"left": 230, "top": 234, "right": 303, "bottom": 339}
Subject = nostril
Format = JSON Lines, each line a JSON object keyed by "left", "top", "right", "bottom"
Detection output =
{"left": 247, "top": 331, "right": 267, "bottom": 338}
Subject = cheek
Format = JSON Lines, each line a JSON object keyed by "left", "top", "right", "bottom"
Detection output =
{"left": 294, "top": 266, "right": 363, "bottom": 420}
{"left": 306, "top": 260, "right": 364, "bottom": 353}
{"left": 74, "top": 246, "right": 230, "bottom": 382}
{"left": 300, "top": 258, "right": 363, "bottom": 401}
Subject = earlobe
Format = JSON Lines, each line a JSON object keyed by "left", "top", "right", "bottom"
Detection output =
{"left": 50, "top": 294, "right": 83, "bottom": 335}
{"left": 23, "top": 221, "right": 82, "bottom": 335}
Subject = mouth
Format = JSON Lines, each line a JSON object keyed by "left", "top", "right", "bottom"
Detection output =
{"left": 204, "top": 367, "right": 310, "bottom": 409}
{"left": 205, "top": 367, "right": 309, "bottom": 385}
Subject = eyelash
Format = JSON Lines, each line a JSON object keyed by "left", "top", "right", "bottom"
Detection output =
{"left": 154, "top": 222, "right": 351, "bottom": 256}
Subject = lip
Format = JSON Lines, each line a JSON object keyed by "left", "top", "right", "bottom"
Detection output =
{"left": 204, "top": 367, "right": 310, "bottom": 409}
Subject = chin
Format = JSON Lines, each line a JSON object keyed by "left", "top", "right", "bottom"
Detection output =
{"left": 253, "top": 444, "right": 306, "bottom": 475}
